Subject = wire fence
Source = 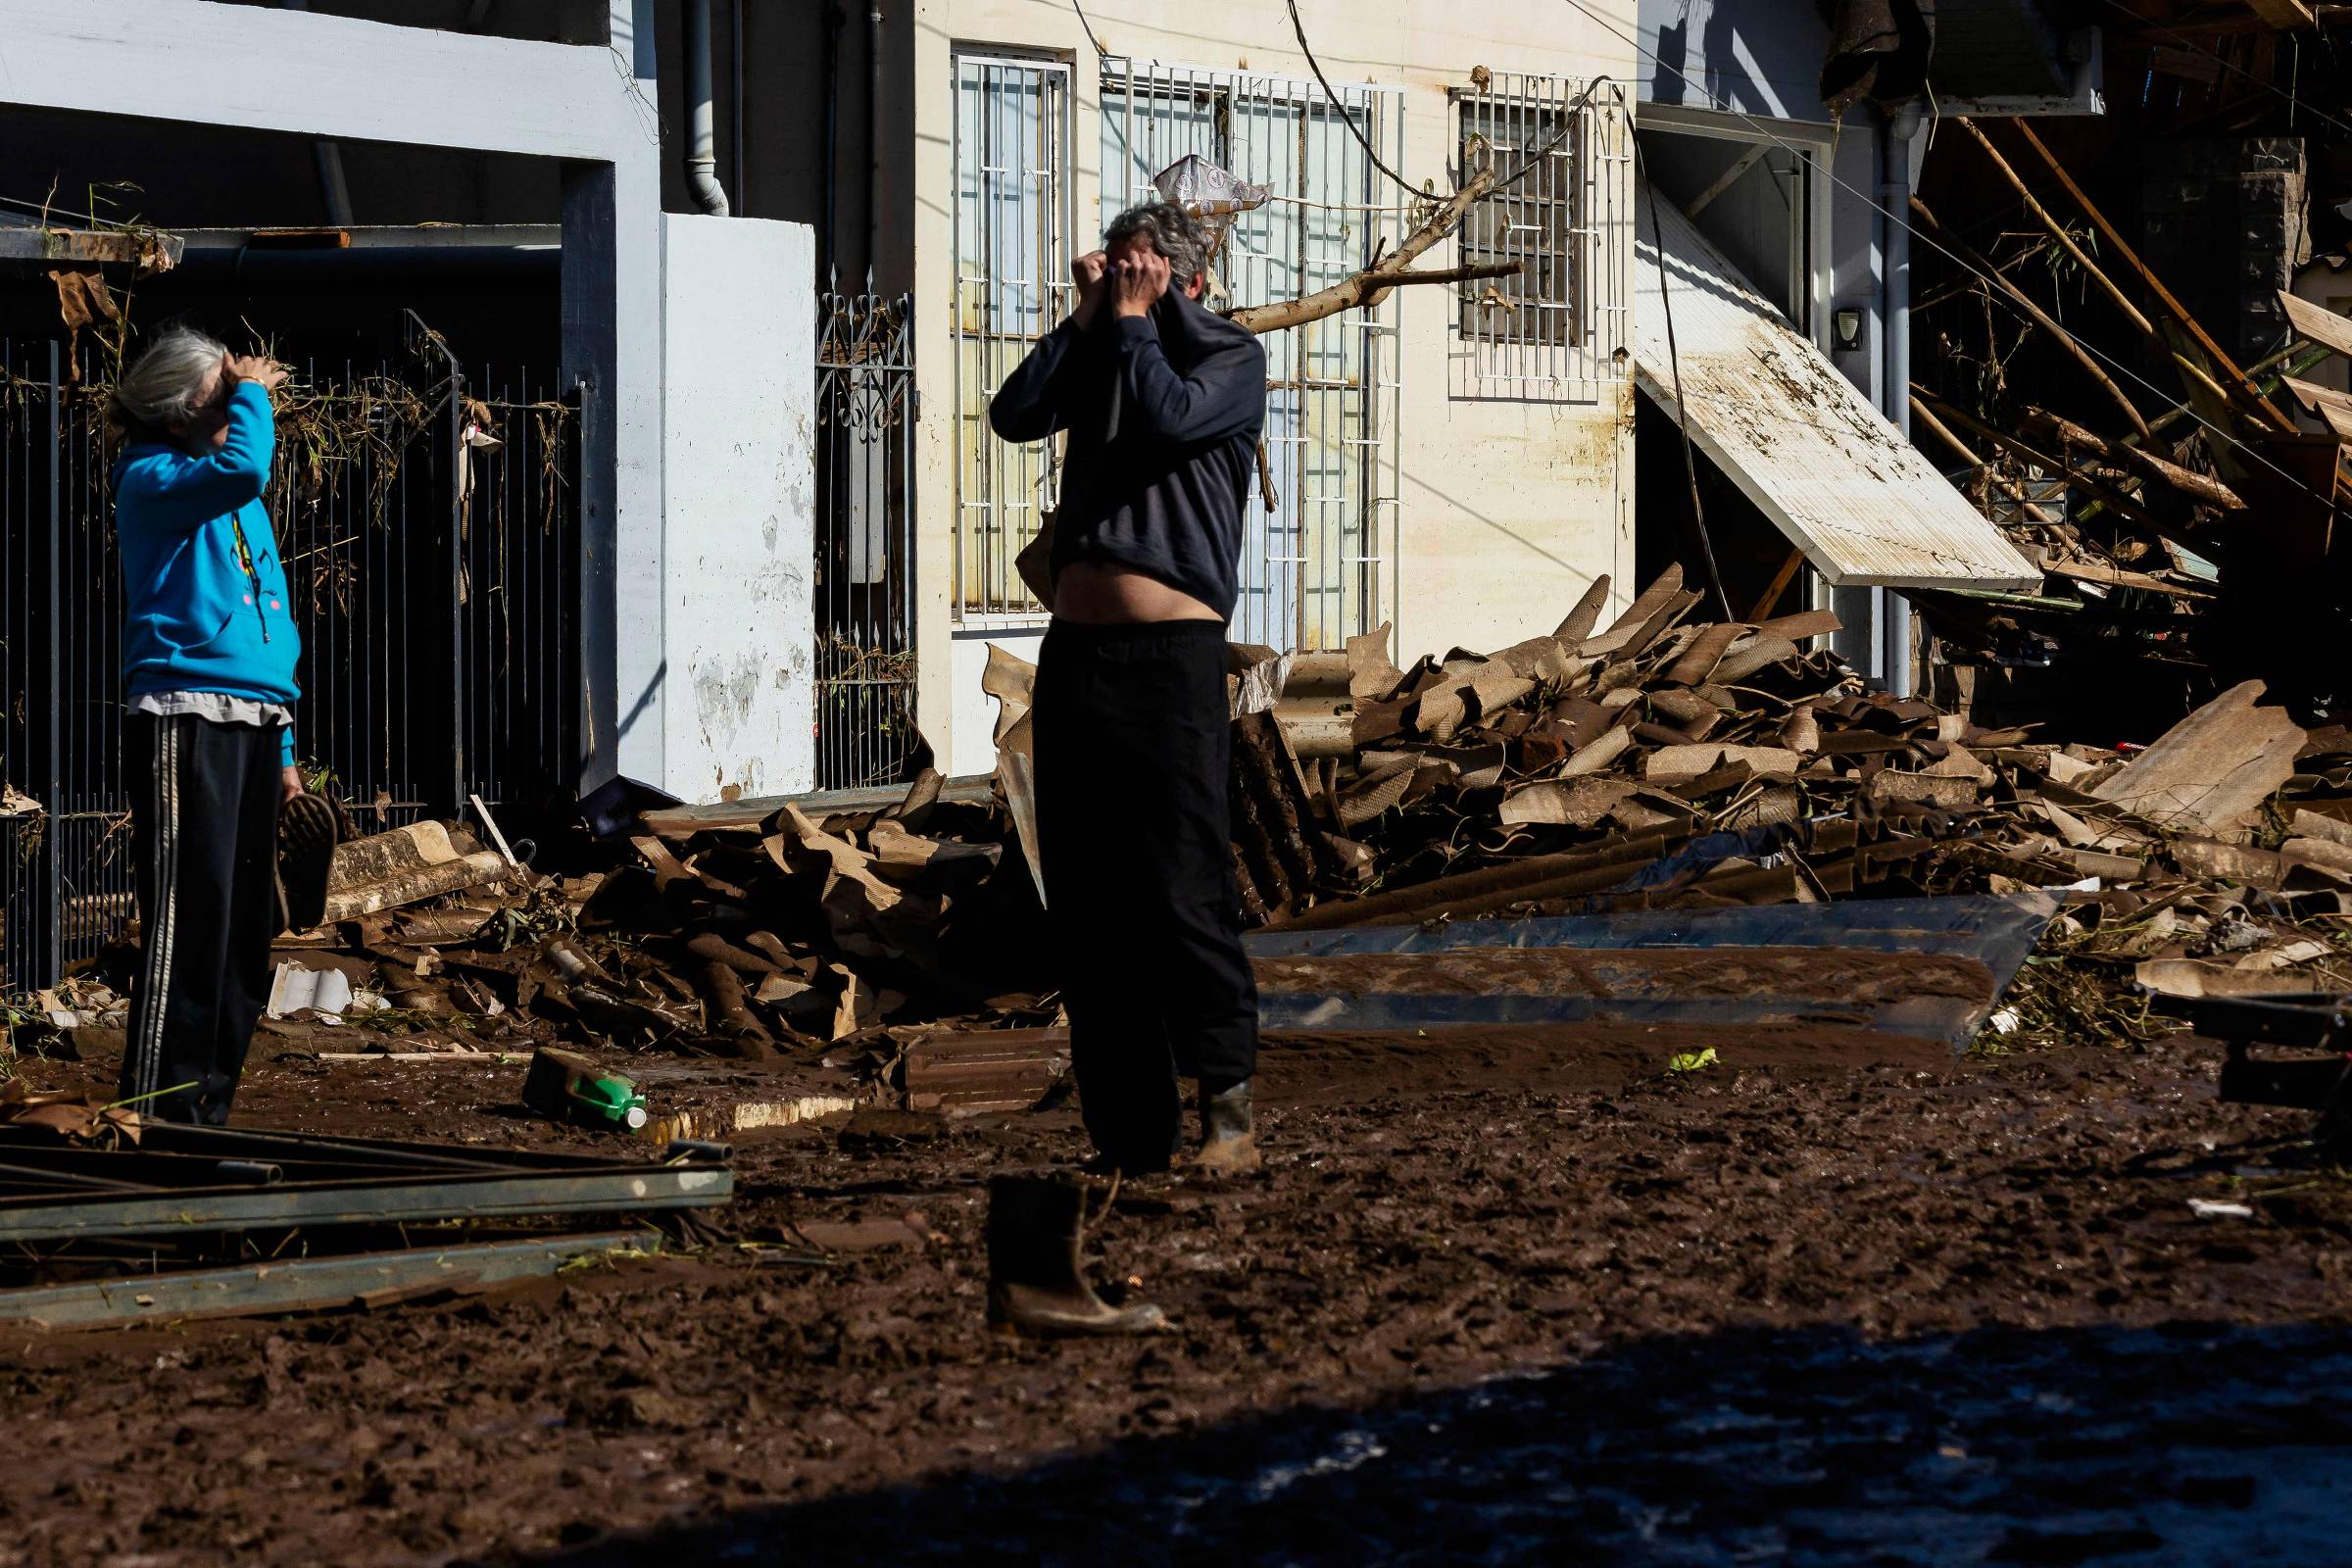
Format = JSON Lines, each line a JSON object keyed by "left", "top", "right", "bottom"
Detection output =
{"left": 0, "top": 325, "right": 578, "bottom": 996}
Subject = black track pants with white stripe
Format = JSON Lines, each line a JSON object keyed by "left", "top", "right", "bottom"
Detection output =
{"left": 121, "top": 712, "right": 283, "bottom": 1125}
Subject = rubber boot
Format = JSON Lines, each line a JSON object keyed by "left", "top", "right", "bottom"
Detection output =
{"left": 985, "top": 1173, "right": 1168, "bottom": 1337}
{"left": 1189, "top": 1078, "right": 1259, "bottom": 1174}
{"left": 276, "top": 791, "right": 345, "bottom": 934}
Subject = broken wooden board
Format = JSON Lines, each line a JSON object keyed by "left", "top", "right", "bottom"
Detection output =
{"left": 2089, "top": 680, "right": 2306, "bottom": 840}
{"left": 1247, "top": 894, "right": 2058, "bottom": 1049}
{"left": 903, "top": 1027, "right": 1070, "bottom": 1114}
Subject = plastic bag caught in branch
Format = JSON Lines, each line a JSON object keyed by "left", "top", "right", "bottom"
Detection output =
{"left": 1153, "top": 155, "right": 1270, "bottom": 255}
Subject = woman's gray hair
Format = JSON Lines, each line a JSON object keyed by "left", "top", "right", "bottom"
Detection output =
{"left": 1104, "top": 200, "right": 1211, "bottom": 283}
{"left": 112, "top": 326, "right": 228, "bottom": 434}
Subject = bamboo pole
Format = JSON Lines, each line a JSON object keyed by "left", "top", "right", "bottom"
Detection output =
{"left": 1952, "top": 118, "right": 2153, "bottom": 338}
{"left": 1909, "top": 398, "right": 2062, "bottom": 525}
{"left": 1911, "top": 196, "right": 2152, "bottom": 438}
{"left": 2003, "top": 118, "right": 2295, "bottom": 432}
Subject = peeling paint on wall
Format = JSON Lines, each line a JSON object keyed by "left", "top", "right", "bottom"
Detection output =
{"left": 661, "top": 213, "right": 819, "bottom": 802}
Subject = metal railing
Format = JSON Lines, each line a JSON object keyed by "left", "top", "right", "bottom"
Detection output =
{"left": 1101, "top": 59, "right": 1405, "bottom": 653}
{"left": 815, "top": 288, "right": 919, "bottom": 789}
{"left": 1451, "top": 74, "right": 1633, "bottom": 402}
{"left": 1, "top": 327, "right": 577, "bottom": 996}
{"left": 952, "top": 52, "right": 1074, "bottom": 621}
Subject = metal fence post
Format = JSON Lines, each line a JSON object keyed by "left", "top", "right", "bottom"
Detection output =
{"left": 42, "top": 343, "right": 62, "bottom": 979}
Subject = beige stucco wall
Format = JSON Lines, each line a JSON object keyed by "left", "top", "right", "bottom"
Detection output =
{"left": 910, "top": 0, "right": 1642, "bottom": 771}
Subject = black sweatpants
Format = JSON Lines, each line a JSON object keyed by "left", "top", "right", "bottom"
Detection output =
{"left": 1032, "top": 619, "right": 1258, "bottom": 1168}
{"left": 120, "top": 712, "right": 283, "bottom": 1126}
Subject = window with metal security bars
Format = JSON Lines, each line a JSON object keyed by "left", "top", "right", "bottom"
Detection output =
{"left": 952, "top": 53, "right": 1072, "bottom": 620}
{"left": 1458, "top": 97, "right": 1576, "bottom": 346}
{"left": 1452, "top": 74, "right": 1632, "bottom": 400}
{"left": 1100, "top": 60, "right": 1403, "bottom": 654}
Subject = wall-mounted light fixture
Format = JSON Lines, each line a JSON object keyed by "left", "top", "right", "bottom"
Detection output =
{"left": 1833, "top": 306, "right": 1864, "bottom": 353}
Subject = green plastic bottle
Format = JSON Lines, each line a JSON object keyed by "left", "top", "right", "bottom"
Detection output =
{"left": 523, "top": 1048, "right": 651, "bottom": 1131}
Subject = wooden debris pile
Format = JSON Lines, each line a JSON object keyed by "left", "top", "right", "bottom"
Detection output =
{"left": 215, "top": 776, "right": 1054, "bottom": 1068}
{"left": 1905, "top": 118, "right": 2352, "bottom": 734}
{"left": 1242, "top": 567, "right": 2352, "bottom": 978}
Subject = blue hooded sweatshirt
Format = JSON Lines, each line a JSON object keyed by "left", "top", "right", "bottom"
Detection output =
{"left": 115, "top": 380, "right": 302, "bottom": 766}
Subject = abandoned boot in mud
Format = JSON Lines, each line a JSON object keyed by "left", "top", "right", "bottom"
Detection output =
{"left": 986, "top": 1173, "right": 1168, "bottom": 1338}
{"left": 1188, "top": 1078, "right": 1259, "bottom": 1174}
{"left": 275, "top": 791, "right": 345, "bottom": 934}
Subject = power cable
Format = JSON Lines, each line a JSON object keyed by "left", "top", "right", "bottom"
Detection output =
{"left": 1636, "top": 138, "right": 1734, "bottom": 621}
{"left": 1068, "top": 0, "right": 1108, "bottom": 59}
{"left": 1284, "top": 0, "right": 1421, "bottom": 198}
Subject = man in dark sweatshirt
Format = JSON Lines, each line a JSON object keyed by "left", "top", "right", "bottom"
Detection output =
{"left": 988, "top": 201, "right": 1267, "bottom": 1175}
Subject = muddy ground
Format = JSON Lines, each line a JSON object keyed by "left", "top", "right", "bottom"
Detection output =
{"left": 2, "top": 1021, "right": 2348, "bottom": 1566}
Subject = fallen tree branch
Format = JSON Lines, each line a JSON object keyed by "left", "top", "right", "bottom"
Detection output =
{"left": 2021, "top": 407, "right": 2248, "bottom": 514}
{"left": 1915, "top": 389, "right": 2223, "bottom": 563}
{"left": 1226, "top": 169, "right": 1499, "bottom": 336}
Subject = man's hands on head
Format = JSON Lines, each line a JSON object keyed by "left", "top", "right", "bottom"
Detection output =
{"left": 1072, "top": 246, "right": 1171, "bottom": 328}
{"left": 1110, "top": 249, "right": 1171, "bottom": 318}
{"left": 1071, "top": 250, "right": 1109, "bottom": 328}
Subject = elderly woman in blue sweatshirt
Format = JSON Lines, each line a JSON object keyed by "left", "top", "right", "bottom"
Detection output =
{"left": 111, "top": 327, "right": 314, "bottom": 1125}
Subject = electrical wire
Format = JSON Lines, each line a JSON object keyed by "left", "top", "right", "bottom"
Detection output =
{"left": 1636, "top": 138, "right": 1734, "bottom": 621}
{"left": 1068, "top": 0, "right": 1108, "bottom": 59}
{"left": 1285, "top": 0, "right": 1422, "bottom": 198}
{"left": 1555, "top": 0, "right": 2340, "bottom": 514}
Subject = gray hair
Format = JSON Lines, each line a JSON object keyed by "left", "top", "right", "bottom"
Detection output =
{"left": 113, "top": 326, "right": 227, "bottom": 435}
{"left": 1103, "top": 201, "right": 1210, "bottom": 284}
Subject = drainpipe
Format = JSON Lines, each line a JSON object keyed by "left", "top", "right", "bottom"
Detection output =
{"left": 869, "top": 0, "right": 886, "bottom": 281}
{"left": 1881, "top": 101, "right": 1921, "bottom": 700}
{"left": 277, "top": 0, "right": 355, "bottom": 226}
{"left": 823, "top": 3, "right": 844, "bottom": 276}
{"left": 683, "top": 0, "right": 733, "bottom": 216}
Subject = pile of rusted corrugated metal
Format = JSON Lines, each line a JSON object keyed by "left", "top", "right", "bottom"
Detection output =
{"left": 1227, "top": 566, "right": 2352, "bottom": 955}
{"left": 223, "top": 568, "right": 2352, "bottom": 1078}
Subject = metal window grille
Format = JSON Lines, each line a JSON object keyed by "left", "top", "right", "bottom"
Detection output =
{"left": 952, "top": 53, "right": 1072, "bottom": 621}
{"left": 814, "top": 288, "right": 919, "bottom": 788}
{"left": 1101, "top": 60, "right": 1404, "bottom": 653}
{"left": 1452, "top": 74, "right": 1633, "bottom": 401}
{"left": 1, "top": 327, "right": 578, "bottom": 997}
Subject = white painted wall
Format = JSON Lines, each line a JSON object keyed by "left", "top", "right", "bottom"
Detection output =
{"left": 948, "top": 628, "right": 1048, "bottom": 769}
{"left": 660, "top": 214, "right": 818, "bottom": 802}
{"left": 910, "top": 0, "right": 1643, "bottom": 777}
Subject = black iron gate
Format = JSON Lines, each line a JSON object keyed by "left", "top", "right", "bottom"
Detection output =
{"left": 813, "top": 288, "right": 917, "bottom": 790}
{"left": 0, "top": 323, "right": 577, "bottom": 996}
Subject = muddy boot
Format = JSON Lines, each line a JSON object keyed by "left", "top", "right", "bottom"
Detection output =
{"left": 1188, "top": 1078, "right": 1259, "bottom": 1174}
{"left": 986, "top": 1173, "right": 1168, "bottom": 1338}
{"left": 276, "top": 791, "right": 344, "bottom": 934}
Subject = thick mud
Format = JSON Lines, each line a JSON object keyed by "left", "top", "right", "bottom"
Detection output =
{"left": 1, "top": 1026, "right": 2346, "bottom": 1566}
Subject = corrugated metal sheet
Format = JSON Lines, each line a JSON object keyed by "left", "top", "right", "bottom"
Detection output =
{"left": 1632, "top": 179, "right": 2042, "bottom": 592}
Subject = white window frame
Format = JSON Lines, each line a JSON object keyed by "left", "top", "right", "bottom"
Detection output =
{"left": 1450, "top": 74, "right": 1634, "bottom": 402}
{"left": 950, "top": 49, "right": 1074, "bottom": 624}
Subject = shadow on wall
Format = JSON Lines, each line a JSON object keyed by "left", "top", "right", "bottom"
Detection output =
{"left": 507, "top": 1319, "right": 2352, "bottom": 1566}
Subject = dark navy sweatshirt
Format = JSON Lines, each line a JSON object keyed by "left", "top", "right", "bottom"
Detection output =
{"left": 987, "top": 288, "right": 1266, "bottom": 619}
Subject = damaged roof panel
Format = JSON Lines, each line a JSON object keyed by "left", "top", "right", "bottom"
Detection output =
{"left": 1632, "top": 179, "right": 2043, "bottom": 593}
